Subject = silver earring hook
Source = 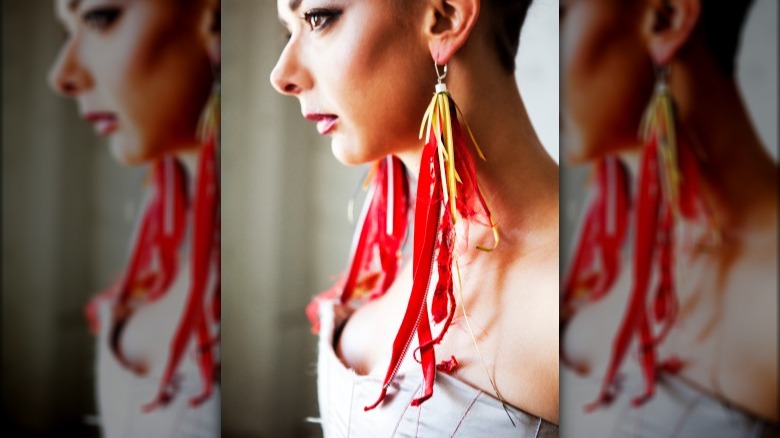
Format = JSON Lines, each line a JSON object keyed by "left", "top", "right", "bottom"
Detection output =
{"left": 435, "top": 62, "right": 447, "bottom": 83}
{"left": 434, "top": 62, "right": 448, "bottom": 93}
{"left": 654, "top": 64, "right": 670, "bottom": 92}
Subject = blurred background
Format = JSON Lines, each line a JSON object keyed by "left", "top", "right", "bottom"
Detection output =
{"left": 560, "top": 0, "right": 778, "bottom": 265}
{"left": 2, "top": 1, "right": 145, "bottom": 436}
{"left": 221, "top": 0, "right": 558, "bottom": 436}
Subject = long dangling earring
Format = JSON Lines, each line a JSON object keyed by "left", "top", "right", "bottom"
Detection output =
{"left": 84, "top": 157, "right": 188, "bottom": 337}
{"left": 102, "top": 156, "right": 188, "bottom": 380}
{"left": 365, "top": 61, "right": 499, "bottom": 411}
{"left": 562, "top": 156, "right": 631, "bottom": 314}
{"left": 144, "top": 74, "right": 222, "bottom": 411}
{"left": 340, "top": 156, "right": 410, "bottom": 303}
{"left": 576, "top": 65, "right": 676, "bottom": 410}
{"left": 583, "top": 64, "right": 720, "bottom": 411}
{"left": 306, "top": 156, "right": 411, "bottom": 334}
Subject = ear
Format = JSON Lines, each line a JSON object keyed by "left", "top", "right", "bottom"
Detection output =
{"left": 202, "top": 0, "right": 221, "bottom": 65}
{"left": 424, "top": 0, "right": 480, "bottom": 65}
{"left": 644, "top": 0, "right": 700, "bottom": 65}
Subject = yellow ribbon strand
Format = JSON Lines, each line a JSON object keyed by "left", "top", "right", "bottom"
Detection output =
{"left": 442, "top": 93, "right": 458, "bottom": 222}
{"left": 419, "top": 87, "right": 501, "bottom": 252}
{"left": 476, "top": 221, "right": 500, "bottom": 252}
{"left": 453, "top": 99, "right": 486, "bottom": 161}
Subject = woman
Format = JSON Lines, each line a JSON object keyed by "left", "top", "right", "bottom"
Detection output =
{"left": 560, "top": 0, "right": 778, "bottom": 436}
{"left": 48, "top": 0, "right": 221, "bottom": 436}
{"left": 272, "top": 0, "right": 559, "bottom": 435}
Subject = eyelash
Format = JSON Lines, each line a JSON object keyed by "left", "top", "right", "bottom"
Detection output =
{"left": 301, "top": 8, "right": 341, "bottom": 32}
{"left": 81, "top": 7, "right": 122, "bottom": 31}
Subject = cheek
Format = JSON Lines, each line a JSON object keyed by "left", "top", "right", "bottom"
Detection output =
{"left": 321, "top": 18, "right": 431, "bottom": 162}
{"left": 115, "top": 10, "right": 211, "bottom": 160}
{"left": 562, "top": 8, "right": 654, "bottom": 161}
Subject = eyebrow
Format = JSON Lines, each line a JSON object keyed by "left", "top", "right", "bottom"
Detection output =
{"left": 289, "top": 0, "right": 303, "bottom": 12}
{"left": 68, "top": 0, "right": 82, "bottom": 12}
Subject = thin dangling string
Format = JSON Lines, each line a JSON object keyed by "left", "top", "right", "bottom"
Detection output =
{"left": 454, "top": 259, "right": 515, "bottom": 425}
{"left": 347, "top": 165, "right": 373, "bottom": 224}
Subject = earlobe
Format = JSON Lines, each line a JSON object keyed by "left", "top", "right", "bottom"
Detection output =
{"left": 198, "top": 0, "right": 220, "bottom": 66}
{"left": 645, "top": 0, "right": 700, "bottom": 65}
{"left": 425, "top": 0, "right": 479, "bottom": 65}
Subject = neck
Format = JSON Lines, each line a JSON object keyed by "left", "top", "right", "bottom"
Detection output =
{"left": 675, "top": 64, "right": 777, "bottom": 232}
{"left": 397, "top": 63, "right": 559, "bottom": 252}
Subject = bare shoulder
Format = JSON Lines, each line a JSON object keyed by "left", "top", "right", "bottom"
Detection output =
{"left": 497, "top": 226, "right": 560, "bottom": 421}
{"left": 502, "top": 219, "right": 559, "bottom": 328}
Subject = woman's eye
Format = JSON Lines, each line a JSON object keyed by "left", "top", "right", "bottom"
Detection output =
{"left": 307, "top": 13, "right": 324, "bottom": 30}
{"left": 302, "top": 9, "right": 340, "bottom": 32}
{"left": 82, "top": 7, "right": 122, "bottom": 31}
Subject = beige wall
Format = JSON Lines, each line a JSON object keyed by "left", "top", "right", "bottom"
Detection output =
{"left": 221, "top": 2, "right": 361, "bottom": 435}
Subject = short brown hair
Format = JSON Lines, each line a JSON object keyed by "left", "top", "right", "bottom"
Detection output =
{"left": 484, "top": 0, "right": 534, "bottom": 73}
{"left": 396, "top": 0, "right": 534, "bottom": 73}
{"left": 698, "top": 0, "right": 754, "bottom": 75}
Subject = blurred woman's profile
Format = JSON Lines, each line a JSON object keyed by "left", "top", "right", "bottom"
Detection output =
{"left": 47, "top": 0, "right": 222, "bottom": 435}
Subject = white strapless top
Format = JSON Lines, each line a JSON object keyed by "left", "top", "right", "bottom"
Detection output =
{"left": 560, "top": 366, "right": 778, "bottom": 438}
{"left": 315, "top": 299, "right": 558, "bottom": 437}
{"left": 94, "top": 262, "right": 220, "bottom": 438}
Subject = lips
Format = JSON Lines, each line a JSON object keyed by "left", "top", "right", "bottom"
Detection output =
{"left": 305, "top": 113, "right": 338, "bottom": 135}
{"left": 83, "top": 111, "right": 118, "bottom": 137}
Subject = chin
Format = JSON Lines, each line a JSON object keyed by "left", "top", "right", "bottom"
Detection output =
{"left": 564, "top": 128, "right": 635, "bottom": 165}
{"left": 561, "top": 129, "right": 593, "bottom": 165}
{"left": 108, "top": 136, "right": 151, "bottom": 167}
{"left": 329, "top": 136, "right": 376, "bottom": 166}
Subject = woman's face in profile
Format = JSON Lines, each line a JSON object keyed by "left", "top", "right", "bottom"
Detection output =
{"left": 49, "top": 0, "right": 214, "bottom": 165}
{"left": 560, "top": 0, "right": 655, "bottom": 163}
{"left": 271, "top": 0, "right": 434, "bottom": 165}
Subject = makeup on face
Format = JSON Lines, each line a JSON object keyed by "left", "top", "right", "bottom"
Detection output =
{"left": 50, "top": 0, "right": 214, "bottom": 165}
{"left": 272, "top": 0, "right": 433, "bottom": 166}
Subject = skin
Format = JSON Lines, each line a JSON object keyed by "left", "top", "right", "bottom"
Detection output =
{"left": 560, "top": 0, "right": 654, "bottom": 163}
{"left": 561, "top": 0, "right": 778, "bottom": 422}
{"left": 48, "top": 0, "right": 219, "bottom": 371}
{"left": 49, "top": 0, "right": 218, "bottom": 168}
{"left": 271, "top": 0, "right": 433, "bottom": 165}
{"left": 273, "top": 0, "right": 560, "bottom": 424}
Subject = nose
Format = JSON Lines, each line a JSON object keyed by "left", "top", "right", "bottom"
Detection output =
{"left": 48, "top": 37, "right": 92, "bottom": 97}
{"left": 270, "top": 40, "right": 311, "bottom": 96}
